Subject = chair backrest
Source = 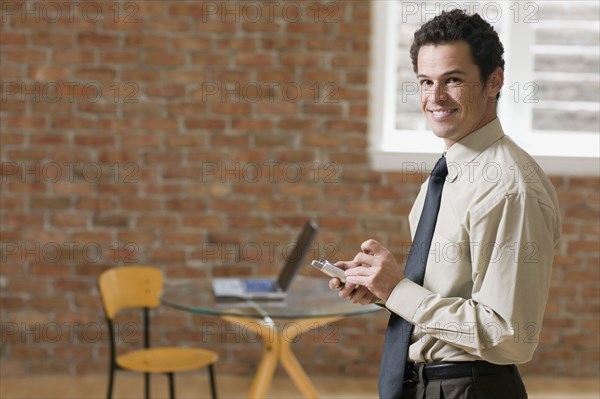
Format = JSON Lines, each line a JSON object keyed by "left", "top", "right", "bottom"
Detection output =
{"left": 99, "top": 266, "right": 164, "bottom": 320}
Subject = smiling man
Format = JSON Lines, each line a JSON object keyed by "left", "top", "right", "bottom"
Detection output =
{"left": 329, "top": 9, "right": 561, "bottom": 399}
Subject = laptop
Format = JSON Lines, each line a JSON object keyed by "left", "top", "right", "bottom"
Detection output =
{"left": 211, "top": 220, "right": 318, "bottom": 300}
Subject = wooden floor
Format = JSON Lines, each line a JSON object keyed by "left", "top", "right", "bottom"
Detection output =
{"left": 1, "top": 374, "right": 599, "bottom": 399}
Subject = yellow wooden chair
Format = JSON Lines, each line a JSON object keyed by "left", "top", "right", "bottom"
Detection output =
{"left": 98, "top": 266, "right": 218, "bottom": 399}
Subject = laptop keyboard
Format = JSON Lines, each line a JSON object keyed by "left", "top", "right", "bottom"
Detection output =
{"left": 244, "top": 279, "right": 275, "bottom": 293}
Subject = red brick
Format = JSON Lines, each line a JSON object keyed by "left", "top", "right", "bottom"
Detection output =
{"left": 51, "top": 213, "right": 87, "bottom": 227}
{"left": 569, "top": 177, "right": 599, "bottom": 189}
{"left": 77, "top": 33, "right": 119, "bottom": 47}
{"left": 7, "top": 116, "right": 48, "bottom": 129}
{"left": 52, "top": 49, "right": 94, "bottom": 64}
{"left": 286, "top": 23, "right": 326, "bottom": 34}
{"left": 118, "top": 231, "right": 155, "bottom": 245}
{"left": 181, "top": 215, "right": 224, "bottom": 230}
{"left": 31, "top": 32, "right": 75, "bottom": 47}
{"left": 332, "top": 55, "right": 370, "bottom": 68}
{"left": 5, "top": 50, "right": 47, "bottom": 63}
{"left": 241, "top": 22, "right": 279, "bottom": 33}
{"left": 567, "top": 241, "right": 600, "bottom": 253}
{"left": 74, "top": 67, "right": 116, "bottom": 82}
{"left": 191, "top": 53, "right": 230, "bottom": 66}
{"left": 73, "top": 135, "right": 114, "bottom": 146}
{"left": 75, "top": 198, "right": 116, "bottom": 211}
{"left": 168, "top": 3, "right": 206, "bottom": 16}
{"left": 122, "top": 103, "right": 163, "bottom": 117}
{"left": 185, "top": 119, "right": 225, "bottom": 130}
{"left": 137, "top": 216, "right": 178, "bottom": 229}
{"left": 304, "top": 103, "right": 342, "bottom": 115}
{"left": 329, "top": 152, "right": 368, "bottom": 165}
{"left": 121, "top": 68, "right": 161, "bottom": 82}
{"left": 144, "top": 51, "right": 185, "bottom": 66}
{"left": 325, "top": 120, "right": 368, "bottom": 132}
{"left": 0, "top": 33, "right": 27, "bottom": 45}
{"left": 77, "top": 102, "right": 117, "bottom": 114}
{"left": 255, "top": 102, "right": 297, "bottom": 115}
{"left": 339, "top": 23, "right": 370, "bottom": 36}
{"left": 151, "top": 19, "right": 190, "bottom": 32}
{"left": 281, "top": 54, "right": 322, "bottom": 67}
{"left": 260, "top": 36, "right": 302, "bottom": 51}
{"left": 172, "top": 36, "right": 211, "bottom": 50}
{"left": 235, "top": 54, "right": 275, "bottom": 67}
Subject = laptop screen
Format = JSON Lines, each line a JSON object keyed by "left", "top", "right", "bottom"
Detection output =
{"left": 276, "top": 220, "right": 318, "bottom": 291}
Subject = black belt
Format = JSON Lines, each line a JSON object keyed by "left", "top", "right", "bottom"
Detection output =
{"left": 404, "top": 361, "right": 515, "bottom": 382}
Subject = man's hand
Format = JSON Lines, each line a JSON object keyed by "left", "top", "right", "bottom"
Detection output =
{"left": 344, "top": 239, "right": 404, "bottom": 302}
{"left": 328, "top": 260, "right": 380, "bottom": 305}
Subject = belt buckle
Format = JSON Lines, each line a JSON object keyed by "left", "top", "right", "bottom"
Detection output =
{"left": 404, "top": 364, "right": 419, "bottom": 383}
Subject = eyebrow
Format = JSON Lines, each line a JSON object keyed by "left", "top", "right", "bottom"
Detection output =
{"left": 417, "top": 69, "right": 468, "bottom": 79}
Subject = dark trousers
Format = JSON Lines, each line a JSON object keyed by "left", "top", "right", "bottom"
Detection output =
{"left": 399, "top": 363, "right": 528, "bottom": 399}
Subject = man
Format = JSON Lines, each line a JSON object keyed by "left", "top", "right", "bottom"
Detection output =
{"left": 329, "top": 9, "right": 561, "bottom": 399}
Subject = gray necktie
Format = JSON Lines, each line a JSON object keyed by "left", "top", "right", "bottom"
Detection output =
{"left": 378, "top": 156, "right": 448, "bottom": 399}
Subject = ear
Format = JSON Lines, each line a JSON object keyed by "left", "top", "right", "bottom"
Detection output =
{"left": 486, "top": 67, "right": 504, "bottom": 99}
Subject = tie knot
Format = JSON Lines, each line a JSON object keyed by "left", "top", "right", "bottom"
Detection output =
{"left": 431, "top": 156, "right": 448, "bottom": 181}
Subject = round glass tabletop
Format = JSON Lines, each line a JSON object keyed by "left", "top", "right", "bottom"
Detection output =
{"left": 161, "top": 276, "right": 383, "bottom": 319}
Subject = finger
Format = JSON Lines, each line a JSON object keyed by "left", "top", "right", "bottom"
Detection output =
{"left": 353, "top": 252, "right": 374, "bottom": 266}
{"left": 358, "top": 291, "right": 379, "bottom": 305}
{"left": 328, "top": 278, "right": 342, "bottom": 290}
{"left": 345, "top": 265, "right": 375, "bottom": 277}
{"left": 349, "top": 285, "right": 369, "bottom": 304}
{"left": 338, "top": 282, "right": 358, "bottom": 299}
{"left": 361, "top": 239, "right": 386, "bottom": 255}
{"left": 334, "top": 260, "right": 358, "bottom": 270}
{"left": 346, "top": 275, "right": 370, "bottom": 286}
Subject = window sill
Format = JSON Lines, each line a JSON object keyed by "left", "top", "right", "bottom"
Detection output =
{"left": 370, "top": 150, "right": 600, "bottom": 177}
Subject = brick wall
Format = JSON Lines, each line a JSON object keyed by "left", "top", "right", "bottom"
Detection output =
{"left": 1, "top": 0, "right": 598, "bottom": 378}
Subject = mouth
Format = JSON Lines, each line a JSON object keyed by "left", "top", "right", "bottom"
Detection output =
{"left": 428, "top": 108, "right": 458, "bottom": 120}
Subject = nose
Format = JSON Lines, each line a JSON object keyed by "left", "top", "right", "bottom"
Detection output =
{"left": 431, "top": 82, "right": 447, "bottom": 103}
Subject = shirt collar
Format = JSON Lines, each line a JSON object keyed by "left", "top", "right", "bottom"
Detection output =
{"left": 444, "top": 118, "right": 505, "bottom": 182}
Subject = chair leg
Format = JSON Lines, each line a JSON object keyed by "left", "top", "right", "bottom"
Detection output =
{"left": 107, "top": 364, "right": 115, "bottom": 399}
{"left": 144, "top": 372, "right": 150, "bottom": 399}
{"left": 208, "top": 364, "right": 217, "bottom": 399}
{"left": 168, "top": 373, "right": 175, "bottom": 399}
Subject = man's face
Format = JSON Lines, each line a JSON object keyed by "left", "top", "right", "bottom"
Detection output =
{"left": 416, "top": 41, "right": 502, "bottom": 147}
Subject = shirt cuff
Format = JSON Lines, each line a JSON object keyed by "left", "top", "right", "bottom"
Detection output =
{"left": 385, "top": 279, "right": 433, "bottom": 322}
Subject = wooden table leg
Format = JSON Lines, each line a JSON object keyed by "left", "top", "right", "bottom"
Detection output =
{"left": 279, "top": 317, "right": 342, "bottom": 398}
{"left": 222, "top": 315, "right": 342, "bottom": 399}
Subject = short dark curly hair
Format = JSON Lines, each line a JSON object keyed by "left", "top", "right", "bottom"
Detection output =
{"left": 410, "top": 9, "right": 505, "bottom": 98}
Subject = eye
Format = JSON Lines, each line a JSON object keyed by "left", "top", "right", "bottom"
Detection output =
{"left": 419, "top": 80, "right": 433, "bottom": 89}
{"left": 447, "top": 77, "right": 462, "bottom": 85}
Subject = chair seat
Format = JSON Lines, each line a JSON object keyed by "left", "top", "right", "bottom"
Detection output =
{"left": 117, "top": 347, "right": 218, "bottom": 373}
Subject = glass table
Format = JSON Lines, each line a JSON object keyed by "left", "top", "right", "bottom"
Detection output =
{"left": 161, "top": 276, "right": 383, "bottom": 399}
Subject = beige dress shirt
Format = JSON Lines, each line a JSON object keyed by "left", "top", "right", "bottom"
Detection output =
{"left": 385, "top": 118, "right": 561, "bottom": 364}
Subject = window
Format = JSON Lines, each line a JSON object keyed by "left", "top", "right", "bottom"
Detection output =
{"left": 369, "top": 1, "right": 600, "bottom": 175}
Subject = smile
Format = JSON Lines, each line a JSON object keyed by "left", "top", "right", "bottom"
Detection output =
{"left": 429, "top": 109, "right": 458, "bottom": 119}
